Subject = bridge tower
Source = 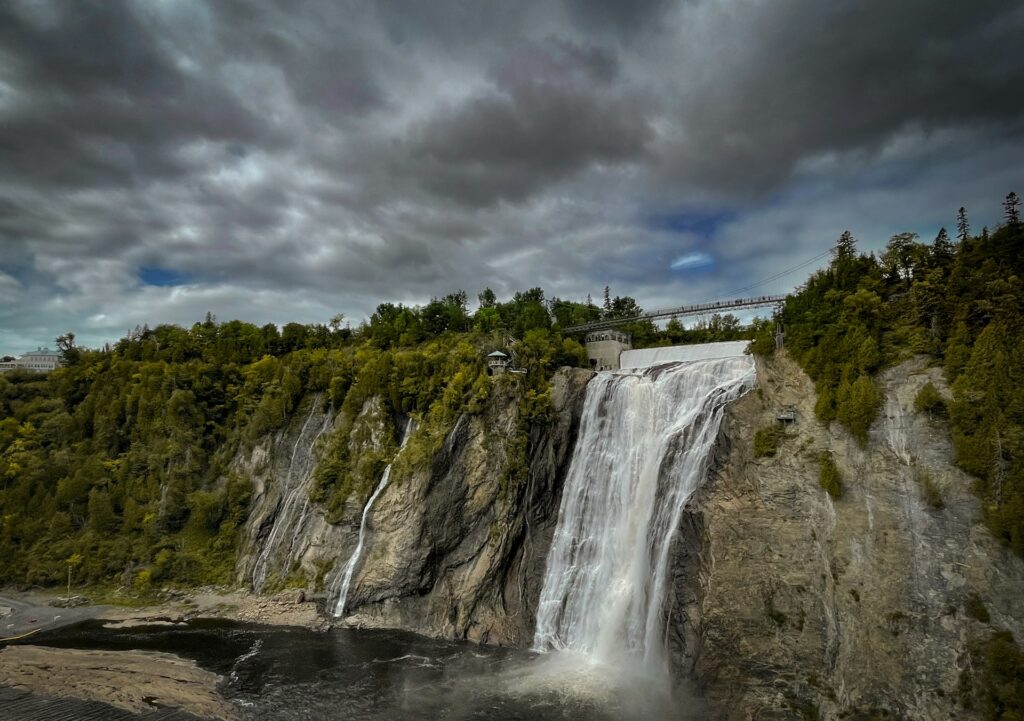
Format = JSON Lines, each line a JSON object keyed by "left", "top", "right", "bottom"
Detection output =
{"left": 584, "top": 330, "right": 632, "bottom": 371}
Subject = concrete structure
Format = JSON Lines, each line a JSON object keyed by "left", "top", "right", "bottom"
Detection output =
{"left": 0, "top": 348, "right": 63, "bottom": 373}
{"left": 584, "top": 330, "right": 632, "bottom": 371}
{"left": 487, "top": 350, "right": 510, "bottom": 375}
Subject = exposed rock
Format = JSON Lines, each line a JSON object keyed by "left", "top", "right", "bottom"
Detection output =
{"left": 0, "top": 645, "right": 238, "bottom": 720}
{"left": 680, "top": 352, "right": 1024, "bottom": 720}
{"left": 335, "top": 366, "right": 593, "bottom": 645}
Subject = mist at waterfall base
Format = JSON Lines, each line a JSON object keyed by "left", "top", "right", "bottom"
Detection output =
{"left": 30, "top": 618, "right": 704, "bottom": 720}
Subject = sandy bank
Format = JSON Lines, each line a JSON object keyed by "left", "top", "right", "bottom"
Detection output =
{"left": 0, "top": 644, "right": 239, "bottom": 720}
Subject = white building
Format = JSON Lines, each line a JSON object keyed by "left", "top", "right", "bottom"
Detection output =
{"left": 0, "top": 348, "right": 64, "bottom": 373}
{"left": 584, "top": 330, "right": 632, "bottom": 371}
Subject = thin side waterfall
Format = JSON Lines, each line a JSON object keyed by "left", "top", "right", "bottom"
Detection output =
{"left": 533, "top": 352, "right": 755, "bottom": 673}
{"left": 332, "top": 419, "right": 417, "bottom": 618}
{"left": 251, "top": 394, "right": 328, "bottom": 592}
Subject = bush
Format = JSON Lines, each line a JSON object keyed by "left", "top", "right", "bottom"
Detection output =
{"left": 819, "top": 453, "right": 843, "bottom": 498}
{"left": 914, "top": 381, "right": 947, "bottom": 417}
{"left": 917, "top": 469, "right": 944, "bottom": 509}
{"left": 835, "top": 374, "right": 880, "bottom": 446}
{"left": 959, "top": 631, "right": 1024, "bottom": 721}
{"left": 754, "top": 425, "right": 785, "bottom": 458}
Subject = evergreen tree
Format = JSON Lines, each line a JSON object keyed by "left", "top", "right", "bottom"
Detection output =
{"left": 1004, "top": 192, "right": 1021, "bottom": 226}
{"left": 956, "top": 207, "right": 970, "bottom": 242}
{"left": 603, "top": 285, "right": 612, "bottom": 313}
{"left": 835, "top": 230, "right": 856, "bottom": 259}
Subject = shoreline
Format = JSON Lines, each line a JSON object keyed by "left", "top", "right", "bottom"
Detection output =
{"left": 1, "top": 586, "right": 330, "bottom": 641}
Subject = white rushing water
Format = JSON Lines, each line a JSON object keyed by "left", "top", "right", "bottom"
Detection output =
{"left": 332, "top": 418, "right": 417, "bottom": 617}
{"left": 251, "top": 394, "right": 331, "bottom": 593}
{"left": 533, "top": 348, "right": 755, "bottom": 673}
{"left": 619, "top": 340, "right": 751, "bottom": 369}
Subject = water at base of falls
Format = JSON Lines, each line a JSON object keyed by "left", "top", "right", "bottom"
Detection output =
{"left": 332, "top": 419, "right": 417, "bottom": 618}
{"left": 533, "top": 353, "right": 755, "bottom": 673}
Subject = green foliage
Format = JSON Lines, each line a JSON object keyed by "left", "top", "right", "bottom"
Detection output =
{"left": 753, "top": 425, "right": 786, "bottom": 458}
{"left": 913, "top": 381, "right": 947, "bottom": 417}
{"left": 916, "top": 469, "right": 945, "bottom": 509}
{"left": 781, "top": 212, "right": 1024, "bottom": 554}
{"left": 959, "top": 631, "right": 1024, "bottom": 721}
{"left": 819, "top": 453, "right": 843, "bottom": 498}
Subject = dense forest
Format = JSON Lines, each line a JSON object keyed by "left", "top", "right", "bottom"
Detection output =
{"left": 754, "top": 194, "right": 1024, "bottom": 559}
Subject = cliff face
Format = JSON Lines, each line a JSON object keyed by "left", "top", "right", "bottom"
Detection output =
{"left": 339, "top": 367, "right": 592, "bottom": 645}
{"left": 682, "top": 352, "right": 1024, "bottom": 720}
{"left": 233, "top": 367, "right": 592, "bottom": 645}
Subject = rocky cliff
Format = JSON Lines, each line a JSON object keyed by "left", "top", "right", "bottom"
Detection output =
{"left": 233, "top": 367, "right": 592, "bottom": 645}
{"left": 680, "top": 352, "right": 1024, "bottom": 720}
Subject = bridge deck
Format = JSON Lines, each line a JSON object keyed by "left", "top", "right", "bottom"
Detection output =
{"left": 565, "top": 295, "right": 786, "bottom": 333}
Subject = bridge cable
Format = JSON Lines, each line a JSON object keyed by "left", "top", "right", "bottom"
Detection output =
{"left": 706, "top": 249, "right": 832, "bottom": 304}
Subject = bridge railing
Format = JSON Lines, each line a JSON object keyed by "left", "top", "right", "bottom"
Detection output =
{"left": 564, "top": 295, "right": 787, "bottom": 333}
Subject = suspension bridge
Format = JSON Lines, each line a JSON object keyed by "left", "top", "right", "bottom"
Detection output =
{"left": 563, "top": 294, "right": 787, "bottom": 333}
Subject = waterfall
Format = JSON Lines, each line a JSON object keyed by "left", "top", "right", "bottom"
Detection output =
{"left": 332, "top": 418, "right": 417, "bottom": 618}
{"left": 251, "top": 394, "right": 330, "bottom": 593}
{"left": 533, "top": 351, "right": 755, "bottom": 672}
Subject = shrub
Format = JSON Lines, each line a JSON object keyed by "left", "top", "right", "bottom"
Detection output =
{"left": 753, "top": 425, "right": 785, "bottom": 458}
{"left": 835, "top": 374, "right": 880, "bottom": 446}
{"left": 914, "top": 381, "right": 947, "bottom": 418}
{"left": 819, "top": 453, "right": 843, "bottom": 498}
{"left": 917, "top": 469, "right": 945, "bottom": 509}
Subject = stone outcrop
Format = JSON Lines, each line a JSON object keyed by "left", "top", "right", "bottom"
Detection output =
{"left": 678, "top": 352, "right": 1024, "bottom": 720}
{"left": 339, "top": 367, "right": 592, "bottom": 644}
{"left": 233, "top": 367, "right": 592, "bottom": 645}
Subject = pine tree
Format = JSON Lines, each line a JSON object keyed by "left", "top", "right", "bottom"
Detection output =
{"left": 603, "top": 286, "right": 612, "bottom": 313}
{"left": 1004, "top": 192, "right": 1021, "bottom": 226}
{"left": 956, "top": 207, "right": 970, "bottom": 242}
{"left": 933, "top": 227, "right": 954, "bottom": 265}
{"left": 835, "top": 230, "right": 856, "bottom": 259}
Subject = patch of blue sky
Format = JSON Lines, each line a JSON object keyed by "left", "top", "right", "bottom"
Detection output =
{"left": 648, "top": 209, "right": 736, "bottom": 238}
{"left": 138, "top": 266, "right": 194, "bottom": 287}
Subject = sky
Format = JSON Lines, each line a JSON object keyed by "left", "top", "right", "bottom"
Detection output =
{"left": 1, "top": 0, "right": 1023, "bottom": 352}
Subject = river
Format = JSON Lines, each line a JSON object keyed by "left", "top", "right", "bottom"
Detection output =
{"left": 11, "top": 618, "right": 700, "bottom": 720}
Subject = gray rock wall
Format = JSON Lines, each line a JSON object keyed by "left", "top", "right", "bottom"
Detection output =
{"left": 685, "top": 353, "right": 1024, "bottom": 720}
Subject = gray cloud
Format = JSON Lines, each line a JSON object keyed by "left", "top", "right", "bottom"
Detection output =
{"left": 0, "top": 0, "right": 1021, "bottom": 351}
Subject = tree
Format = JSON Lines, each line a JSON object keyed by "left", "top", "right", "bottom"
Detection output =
{"left": 933, "top": 227, "right": 954, "bottom": 265}
{"left": 835, "top": 230, "right": 856, "bottom": 259}
{"left": 1004, "top": 192, "right": 1021, "bottom": 226}
{"left": 478, "top": 288, "right": 497, "bottom": 309}
{"left": 602, "top": 286, "right": 612, "bottom": 314}
{"left": 328, "top": 313, "right": 345, "bottom": 332}
{"left": 957, "top": 207, "right": 970, "bottom": 242}
{"left": 55, "top": 332, "right": 80, "bottom": 365}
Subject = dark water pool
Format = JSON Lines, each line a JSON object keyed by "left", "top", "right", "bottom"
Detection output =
{"left": 21, "top": 619, "right": 705, "bottom": 721}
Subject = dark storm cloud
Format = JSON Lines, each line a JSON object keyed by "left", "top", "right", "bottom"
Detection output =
{"left": 660, "top": 0, "right": 1024, "bottom": 193}
{"left": 1, "top": 0, "right": 1022, "bottom": 351}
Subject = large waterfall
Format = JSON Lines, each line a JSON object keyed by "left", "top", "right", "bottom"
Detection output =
{"left": 332, "top": 418, "right": 417, "bottom": 617}
{"left": 533, "top": 349, "right": 755, "bottom": 672}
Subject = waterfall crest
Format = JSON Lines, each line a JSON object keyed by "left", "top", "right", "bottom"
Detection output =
{"left": 533, "top": 352, "right": 755, "bottom": 672}
{"left": 332, "top": 418, "right": 417, "bottom": 618}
